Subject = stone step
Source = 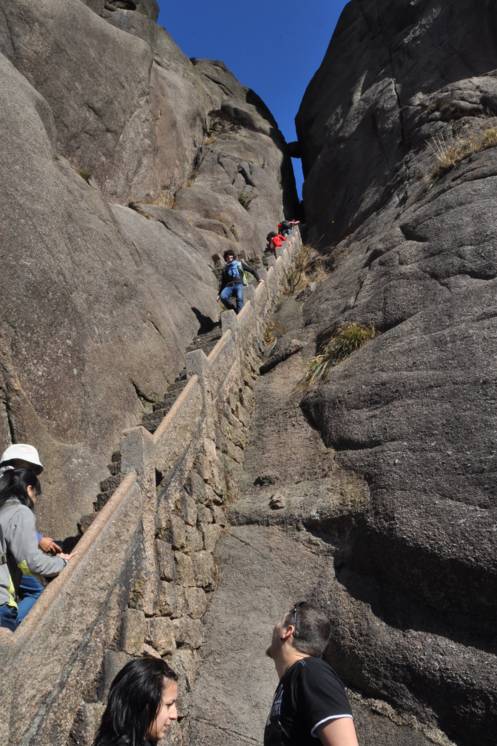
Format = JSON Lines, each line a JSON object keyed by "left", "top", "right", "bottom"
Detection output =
{"left": 152, "top": 383, "right": 186, "bottom": 410}
{"left": 187, "top": 327, "right": 222, "bottom": 354}
{"left": 94, "top": 492, "right": 111, "bottom": 512}
{"left": 99, "top": 474, "right": 122, "bottom": 494}
{"left": 107, "top": 460, "right": 121, "bottom": 476}
{"left": 142, "top": 410, "right": 165, "bottom": 433}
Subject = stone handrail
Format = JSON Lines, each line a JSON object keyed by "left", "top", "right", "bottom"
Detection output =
{"left": 0, "top": 229, "right": 302, "bottom": 746}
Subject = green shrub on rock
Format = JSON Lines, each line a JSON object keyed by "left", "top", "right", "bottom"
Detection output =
{"left": 304, "top": 322, "right": 376, "bottom": 385}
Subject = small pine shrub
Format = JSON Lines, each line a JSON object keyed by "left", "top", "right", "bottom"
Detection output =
{"left": 304, "top": 323, "right": 376, "bottom": 385}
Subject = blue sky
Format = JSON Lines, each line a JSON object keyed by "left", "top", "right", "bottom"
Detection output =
{"left": 157, "top": 1, "right": 349, "bottom": 194}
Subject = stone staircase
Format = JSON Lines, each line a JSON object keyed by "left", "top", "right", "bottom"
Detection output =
{"left": 89, "top": 324, "right": 223, "bottom": 519}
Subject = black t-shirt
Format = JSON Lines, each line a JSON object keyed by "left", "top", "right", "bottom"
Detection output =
{"left": 264, "top": 657, "right": 353, "bottom": 746}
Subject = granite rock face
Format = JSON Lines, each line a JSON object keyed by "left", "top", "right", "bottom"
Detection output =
{"left": 297, "top": 1, "right": 497, "bottom": 744}
{"left": 188, "top": 297, "right": 448, "bottom": 746}
{"left": 0, "top": 0, "right": 296, "bottom": 534}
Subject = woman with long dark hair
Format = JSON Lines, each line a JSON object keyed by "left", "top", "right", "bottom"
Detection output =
{"left": 0, "top": 468, "right": 72, "bottom": 630}
{"left": 94, "top": 657, "right": 179, "bottom": 745}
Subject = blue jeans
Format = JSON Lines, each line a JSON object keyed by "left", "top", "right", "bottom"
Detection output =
{"left": 220, "top": 283, "right": 244, "bottom": 313}
{"left": 17, "top": 574, "right": 44, "bottom": 623}
{"left": 0, "top": 604, "right": 18, "bottom": 631}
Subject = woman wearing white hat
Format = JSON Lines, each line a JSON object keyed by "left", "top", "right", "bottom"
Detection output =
{"left": 0, "top": 445, "right": 66, "bottom": 627}
{"left": 0, "top": 466, "right": 73, "bottom": 630}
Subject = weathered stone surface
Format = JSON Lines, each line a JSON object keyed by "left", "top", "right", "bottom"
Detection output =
{"left": 169, "top": 515, "right": 187, "bottom": 551}
{"left": 185, "top": 525, "right": 331, "bottom": 745}
{"left": 296, "top": 2, "right": 497, "bottom": 743}
{"left": 82, "top": 0, "right": 159, "bottom": 21}
{"left": 192, "top": 550, "right": 216, "bottom": 589}
{"left": 184, "top": 525, "right": 204, "bottom": 553}
{"left": 0, "top": 0, "right": 296, "bottom": 535}
{"left": 147, "top": 617, "right": 176, "bottom": 656}
{"left": 184, "top": 587, "right": 208, "bottom": 620}
{"left": 260, "top": 335, "right": 304, "bottom": 374}
{"left": 202, "top": 523, "right": 222, "bottom": 552}
{"left": 70, "top": 702, "right": 106, "bottom": 746}
{"left": 102, "top": 650, "right": 132, "bottom": 696}
{"left": 156, "top": 581, "right": 185, "bottom": 619}
{"left": 187, "top": 291, "right": 456, "bottom": 746}
{"left": 174, "top": 552, "right": 195, "bottom": 587}
{"left": 120, "top": 608, "right": 146, "bottom": 655}
{"left": 170, "top": 647, "right": 199, "bottom": 690}
{"left": 156, "top": 539, "right": 175, "bottom": 581}
{"left": 173, "top": 616, "right": 203, "bottom": 649}
{"left": 180, "top": 491, "right": 198, "bottom": 527}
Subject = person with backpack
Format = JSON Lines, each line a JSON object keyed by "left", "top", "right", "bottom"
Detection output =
{"left": 265, "top": 231, "right": 287, "bottom": 258}
{"left": 278, "top": 219, "right": 300, "bottom": 236}
{"left": 0, "top": 468, "right": 73, "bottom": 631}
{"left": 0, "top": 444, "right": 62, "bottom": 620}
{"left": 217, "top": 250, "right": 260, "bottom": 314}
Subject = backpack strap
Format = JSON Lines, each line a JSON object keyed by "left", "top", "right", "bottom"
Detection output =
{"left": 0, "top": 524, "right": 7, "bottom": 566}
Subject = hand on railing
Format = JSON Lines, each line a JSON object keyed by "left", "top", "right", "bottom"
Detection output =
{"left": 59, "top": 552, "right": 77, "bottom": 563}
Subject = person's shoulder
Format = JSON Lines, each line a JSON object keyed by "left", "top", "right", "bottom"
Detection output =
{"left": 0, "top": 499, "right": 32, "bottom": 527}
{"left": 9, "top": 501, "right": 33, "bottom": 521}
{"left": 299, "top": 656, "right": 343, "bottom": 681}
{"left": 1, "top": 497, "right": 25, "bottom": 514}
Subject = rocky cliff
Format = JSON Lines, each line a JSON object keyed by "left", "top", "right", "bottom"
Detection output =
{"left": 0, "top": 0, "right": 296, "bottom": 535}
{"left": 296, "top": 1, "right": 497, "bottom": 744}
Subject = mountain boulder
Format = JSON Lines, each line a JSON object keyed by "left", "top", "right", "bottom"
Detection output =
{"left": 297, "top": 1, "right": 497, "bottom": 743}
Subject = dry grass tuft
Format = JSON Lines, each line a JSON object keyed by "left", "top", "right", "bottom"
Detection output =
{"left": 238, "top": 191, "right": 254, "bottom": 210}
{"left": 430, "top": 127, "right": 497, "bottom": 178}
{"left": 263, "top": 320, "right": 284, "bottom": 349}
{"left": 140, "top": 191, "right": 175, "bottom": 209}
{"left": 303, "top": 323, "right": 376, "bottom": 386}
{"left": 284, "top": 243, "right": 328, "bottom": 295}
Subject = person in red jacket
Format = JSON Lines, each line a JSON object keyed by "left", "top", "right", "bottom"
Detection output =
{"left": 265, "top": 231, "right": 286, "bottom": 257}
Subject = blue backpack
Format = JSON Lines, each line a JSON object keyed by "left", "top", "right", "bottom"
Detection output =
{"left": 226, "top": 260, "right": 248, "bottom": 285}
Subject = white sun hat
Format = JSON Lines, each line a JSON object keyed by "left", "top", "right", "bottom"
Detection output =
{"left": 0, "top": 444, "right": 44, "bottom": 472}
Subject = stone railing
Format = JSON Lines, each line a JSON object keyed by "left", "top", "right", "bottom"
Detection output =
{"left": 0, "top": 229, "right": 302, "bottom": 746}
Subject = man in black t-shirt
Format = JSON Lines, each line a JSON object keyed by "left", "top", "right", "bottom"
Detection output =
{"left": 264, "top": 601, "right": 359, "bottom": 746}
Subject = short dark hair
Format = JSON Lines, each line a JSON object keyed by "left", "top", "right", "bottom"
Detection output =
{"left": 93, "top": 656, "right": 178, "bottom": 746}
{"left": 266, "top": 231, "right": 277, "bottom": 239}
{"left": 285, "top": 601, "right": 331, "bottom": 657}
{"left": 223, "top": 249, "right": 236, "bottom": 260}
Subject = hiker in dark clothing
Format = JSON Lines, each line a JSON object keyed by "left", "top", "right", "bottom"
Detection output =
{"left": 278, "top": 219, "right": 300, "bottom": 236}
{"left": 265, "top": 601, "right": 358, "bottom": 746}
{"left": 217, "top": 250, "right": 260, "bottom": 314}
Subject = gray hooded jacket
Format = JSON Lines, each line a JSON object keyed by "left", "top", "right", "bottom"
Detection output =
{"left": 0, "top": 498, "right": 66, "bottom": 608}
